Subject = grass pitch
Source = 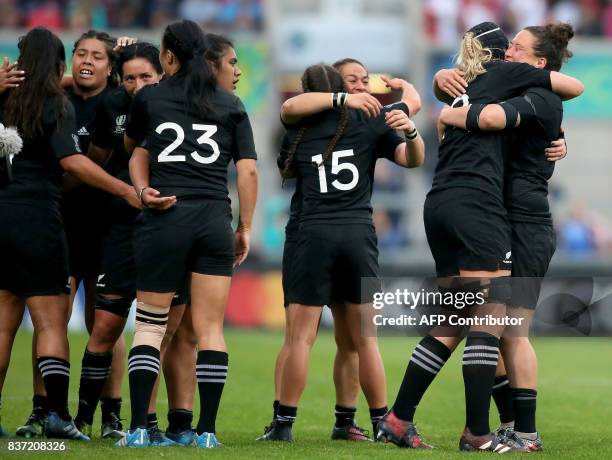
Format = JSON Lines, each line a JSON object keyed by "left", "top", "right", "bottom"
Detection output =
{"left": 1, "top": 330, "right": 611, "bottom": 459}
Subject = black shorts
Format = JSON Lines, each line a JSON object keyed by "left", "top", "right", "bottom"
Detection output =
{"left": 286, "top": 223, "right": 380, "bottom": 306}
{"left": 510, "top": 221, "right": 556, "bottom": 310}
{"left": 134, "top": 201, "right": 234, "bottom": 293}
{"left": 282, "top": 235, "right": 297, "bottom": 307}
{"left": 62, "top": 189, "right": 109, "bottom": 280}
{"left": 0, "top": 205, "right": 70, "bottom": 297}
{"left": 424, "top": 189, "right": 512, "bottom": 277}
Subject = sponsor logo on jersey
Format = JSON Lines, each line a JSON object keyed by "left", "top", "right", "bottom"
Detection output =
{"left": 503, "top": 251, "right": 512, "bottom": 264}
{"left": 77, "top": 126, "right": 89, "bottom": 136}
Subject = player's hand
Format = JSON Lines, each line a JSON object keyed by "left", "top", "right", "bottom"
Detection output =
{"left": 121, "top": 187, "right": 143, "bottom": 210}
{"left": 435, "top": 68, "right": 468, "bottom": 98}
{"left": 345, "top": 92, "right": 382, "bottom": 118}
{"left": 385, "top": 109, "right": 415, "bottom": 133}
{"left": 0, "top": 57, "right": 25, "bottom": 93}
{"left": 233, "top": 227, "right": 250, "bottom": 268}
{"left": 141, "top": 187, "right": 176, "bottom": 210}
{"left": 546, "top": 138, "right": 567, "bottom": 162}
{"left": 436, "top": 115, "right": 447, "bottom": 142}
{"left": 113, "top": 36, "right": 138, "bottom": 52}
{"left": 380, "top": 75, "right": 408, "bottom": 92}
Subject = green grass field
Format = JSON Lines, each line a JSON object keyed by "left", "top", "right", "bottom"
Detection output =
{"left": 1, "top": 330, "right": 611, "bottom": 459}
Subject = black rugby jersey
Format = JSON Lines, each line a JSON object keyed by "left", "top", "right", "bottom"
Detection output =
{"left": 126, "top": 80, "right": 257, "bottom": 201}
{"left": 91, "top": 86, "right": 140, "bottom": 222}
{"left": 0, "top": 96, "right": 81, "bottom": 212}
{"left": 91, "top": 86, "right": 132, "bottom": 182}
{"left": 430, "top": 61, "right": 552, "bottom": 199}
{"left": 504, "top": 88, "right": 563, "bottom": 224}
{"left": 66, "top": 86, "right": 111, "bottom": 155}
{"left": 285, "top": 102, "right": 405, "bottom": 225}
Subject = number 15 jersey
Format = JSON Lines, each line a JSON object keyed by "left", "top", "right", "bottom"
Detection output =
{"left": 285, "top": 103, "right": 406, "bottom": 225}
{"left": 126, "top": 80, "right": 257, "bottom": 202}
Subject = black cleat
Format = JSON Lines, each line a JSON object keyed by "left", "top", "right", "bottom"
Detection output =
{"left": 101, "top": 412, "right": 125, "bottom": 439}
{"left": 375, "top": 411, "right": 433, "bottom": 448}
{"left": 331, "top": 420, "right": 372, "bottom": 442}
{"left": 45, "top": 412, "right": 90, "bottom": 441}
{"left": 16, "top": 410, "right": 46, "bottom": 438}
{"left": 504, "top": 429, "right": 544, "bottom": 452}
{"left": 256, "top": 422, "right": 293, "bottom": 442}
{"left": 459, "top": 427, "right": 528, "bottom": 453}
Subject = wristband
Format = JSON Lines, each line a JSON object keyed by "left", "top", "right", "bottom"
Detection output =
{"left": 237, "top": 222, "right": 251, "bottom": 232}
{"left": 405, "top": 128, "right": 418, "bottom": 140}
{"left": 139, "top": 186, "right": 149, "bottom": 206}
{"left": 466, "top": 103, "right": 486, "bottom": 131}
{"left": 500, "top": 101, "right": 519, "bottom": 129}
{"left": 332, "top": 92, "right": 348, "bottom": 108}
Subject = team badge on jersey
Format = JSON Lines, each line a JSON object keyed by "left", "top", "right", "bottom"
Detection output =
{"left": 114, "top": 114, "right": 127, "bottom": 135}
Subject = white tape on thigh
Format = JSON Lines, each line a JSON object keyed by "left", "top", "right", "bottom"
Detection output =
{"left": 132, "top": 302, "right": 170, "bottom": 349}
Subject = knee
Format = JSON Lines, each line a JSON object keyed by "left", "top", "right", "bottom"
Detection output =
{"left": 96, "top": 295, "right": 132, "bottom": 318}
{"left": 132, "top": 302, "right": 170, "bottom": 350}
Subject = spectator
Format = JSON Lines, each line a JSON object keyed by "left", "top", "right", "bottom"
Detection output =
{"left": 178, "top": 0, "right": 219, "bottom": 28}
{"left": 604, "top": 0, "right": 612, "bottom": 38}
{"left": 558, "top": 201, "right": 596, "bottom": 256}
{"left": 0, "top": 0, "right": 20, "bottom": 28}
{"left": 424, "top": 0, "right": 460, "bottom": 45}
{"left": 373, "top": 208, "right": 409, "bottom": 250}
{"left": 24, "top": 0, "right": 63, "bottom": 30}
{"left": 503, "top": 0, "right": 546, "bottom": 35}
{"left": 577, "top": 0, "right": 604, "bottom": 36}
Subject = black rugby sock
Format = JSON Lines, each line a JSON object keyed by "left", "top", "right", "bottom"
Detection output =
{"left": 128, "top": 345, "right": 160, "bottom": 430}
{"left": 196, "top": 350, "right": 228, "bottom": 434}
{"left": 492, "top": 375, "right": 515, "bottom": 426}
{"left": 462, "top": 332, "right": 499, "bottom": 436}
{"left": 369, "top": 406, "right": 388, "bottom": 434}
{"left": 76, "top": 349, "right": 112, "bottom": 424}
{"left": 393, "top": 335, "right": 452, "bottom": 422}
{"left": 276, "top": 404, "right": 297, "bottom": 426}
{"left": 512, "top": 388, "right": 537, "bottom": 434}
{"left": 37, "top": 357, "right": 71, "bottom": 420}
{"left": 334, "top": 405, "right": 356, "bottom": 428}
{"left": 168, "top": 409, "right": 193, "bottom": 433}
{"left": 100, "top": 397, "right": 122, "bottom": 423}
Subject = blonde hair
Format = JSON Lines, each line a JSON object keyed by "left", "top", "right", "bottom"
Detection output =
{"left": 455, "top": 32, "right": 493, "bottom": 83}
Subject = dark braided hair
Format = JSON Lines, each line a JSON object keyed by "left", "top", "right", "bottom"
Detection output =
{"left": 281, "top": 64, "right": 348, "bottom": 179}
{"left": 162, "top": 20, "right": 216, "bottom": 118}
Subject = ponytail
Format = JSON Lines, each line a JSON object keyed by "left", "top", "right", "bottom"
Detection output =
{"left": 455, "top": 32, "right": 492, "bottom": 83}
{"left": 162, "top": 20, "right": 216, "bottom": 117}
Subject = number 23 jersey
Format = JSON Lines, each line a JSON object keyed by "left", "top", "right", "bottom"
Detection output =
{"left": 126, "top": 80, "right": 257, "bottom": 201}
{"left": 285, "top": 103, "right": 405, "bottom": 225}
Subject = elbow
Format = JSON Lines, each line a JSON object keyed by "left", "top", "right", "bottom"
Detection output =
{"left": 280, "top": 99, "right": 297, "bottom": 123}
{"left": 60, "top": 154, "right": 82, "bottom": 175}
{"left": 572, "top": 81, "right": 585, "bottom": 98}
{"left": 478, "top": 110, "right": 500, "bottom": 130}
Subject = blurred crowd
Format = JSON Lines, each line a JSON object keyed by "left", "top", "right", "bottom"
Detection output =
{"left": 425, "top": 0, "right": 612, "bottom": 44}
{"left": 0, "top": 0, "right": 263, "bottom": 31}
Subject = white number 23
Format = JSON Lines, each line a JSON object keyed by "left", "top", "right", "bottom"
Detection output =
{"left": 156, "top": 122, "right": 220, "bottom": 164}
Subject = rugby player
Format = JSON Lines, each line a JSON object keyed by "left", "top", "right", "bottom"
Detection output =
{"left": 260, "top": 63, "right": 423, "bottom": 442}
{"left": 437, "top": 23, "right": 577, "bottom": 451}
{"left": 117, "top": 20, "right": 257, "bottom": 448}
{"left": 377, "top": 21, "right": 583, "bottom": 452}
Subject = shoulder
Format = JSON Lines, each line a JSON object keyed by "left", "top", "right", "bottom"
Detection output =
{"left": 523, "top": 87, "right": 562, "bottom": 108}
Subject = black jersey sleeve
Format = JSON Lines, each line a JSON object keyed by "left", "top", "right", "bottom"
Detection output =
{"left": 231, "top": 100, "right": 257, "bottom": 162}
{"left": 91, "top": 95, "right": 113, "bottom": 149}
{"left": 50, "top": 102, "right": 82, "bottom": 160}
{"left": 497, "top": 62, "right": 552, "bottom": 95}
{"left": 125, "top": 88, "right": 149, "bottom": 142}
{"left": 508, "top": 88, "right": 563, "bottom": 140}
{"left": 365, "top": 102, "right": 409, "bottom": 161}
